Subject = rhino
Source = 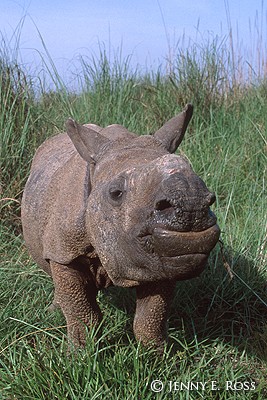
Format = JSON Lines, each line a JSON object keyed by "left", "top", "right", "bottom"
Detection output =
{"left": 21, "top": 104, "right": 220, "bottom": 349}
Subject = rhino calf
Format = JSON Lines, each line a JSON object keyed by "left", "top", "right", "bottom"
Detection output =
{"left": 21, "top": 105, "right": 220, "bottom": 349}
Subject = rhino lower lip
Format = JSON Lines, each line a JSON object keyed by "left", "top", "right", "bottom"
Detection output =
{"left": 159, "top": 253, "right": 208, "bottom": 280}
{"left": 140, "top": 224, "right": 220, "bottom": 257}
{"left": 160, "top": 253, "right": 208, "bottom": 263}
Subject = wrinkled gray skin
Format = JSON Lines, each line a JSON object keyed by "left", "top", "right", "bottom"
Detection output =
{"left": 21, "top": 104, "right": 220, "bottom": 349}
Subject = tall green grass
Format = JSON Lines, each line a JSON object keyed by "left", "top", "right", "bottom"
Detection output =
{"left": 0, "top": 24, "right": 266, "bottom": 399}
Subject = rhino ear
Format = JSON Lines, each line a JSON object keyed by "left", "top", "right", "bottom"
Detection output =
{"left": 66, "top": 118, "right": 110, "bottom": 163}
{"left": 153, "top": 104, "right": 193, "bottom": 153}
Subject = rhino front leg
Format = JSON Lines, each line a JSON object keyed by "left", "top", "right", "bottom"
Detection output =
{"left": 133, "top": 281, "right": 176, "bottom": 350}
{"left": 50, "top": 261, "right": 102, "bottom": 347}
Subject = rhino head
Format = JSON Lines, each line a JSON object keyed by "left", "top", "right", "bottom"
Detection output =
{"left": 67, "top": 104, "right": 220, "bottom": 288}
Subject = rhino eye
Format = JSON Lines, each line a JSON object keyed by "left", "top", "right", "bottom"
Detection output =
{"left": 108, "top": 178, "right": 126, "bottom": 206}
{"left": 109, "top": 189, "right": 123, "bottom": 201}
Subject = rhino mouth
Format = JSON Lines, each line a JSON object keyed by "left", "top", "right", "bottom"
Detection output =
{"left": 152, "top": 224, "right": 220, "bottom": 256}
{"left": 138, "top": 224, "right": 220, "bottom": 280}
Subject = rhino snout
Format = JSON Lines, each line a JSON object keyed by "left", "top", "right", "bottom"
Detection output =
{"left": 155, "top": 190, "right": 216, "bottom": 212}
{"left": 153, "top": 194, "right": 217, "bottom": 233}
{"left": 151, "top": 167, "right": 217, "bottom": 232}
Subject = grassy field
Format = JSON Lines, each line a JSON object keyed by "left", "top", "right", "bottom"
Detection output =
{"left": 0, "top": 32, "right": 267, "bottom": 399}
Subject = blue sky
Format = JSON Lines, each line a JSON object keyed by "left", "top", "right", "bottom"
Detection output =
{"left": 1, "top": 0, "right": 266, "bottom": 83}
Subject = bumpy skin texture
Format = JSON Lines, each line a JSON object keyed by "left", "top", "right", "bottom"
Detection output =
{"left": 21, "top": 105, "right": 220, "bottom": 349}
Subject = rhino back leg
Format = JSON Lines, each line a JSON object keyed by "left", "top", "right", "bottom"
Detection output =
{"left": 50, "top": 261, "right": 102, "bottom": 346}
{"left": 133, "top": 281, "right": 176, "bottom": 350}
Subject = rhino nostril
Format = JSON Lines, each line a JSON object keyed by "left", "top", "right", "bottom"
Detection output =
{"left": 155, "top": 199, "right": 174, "bottom": 212}
{"left": 207, "top": 192, "right": 216, "bottom": 206}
